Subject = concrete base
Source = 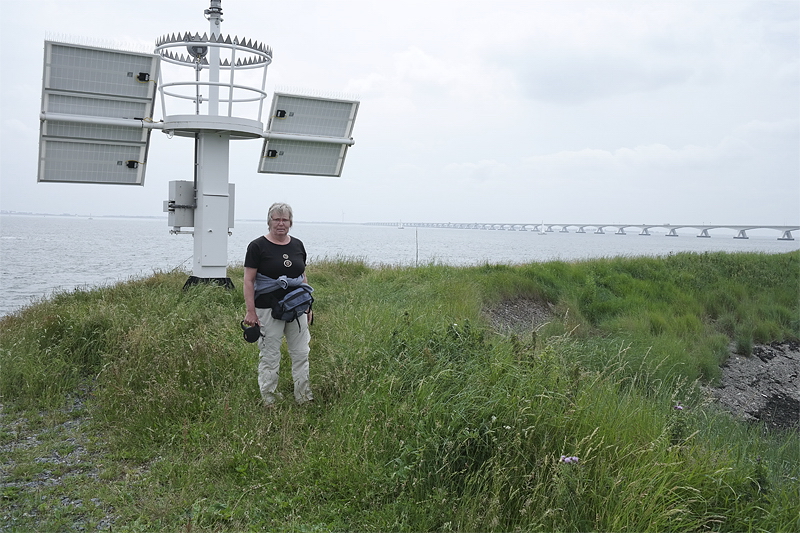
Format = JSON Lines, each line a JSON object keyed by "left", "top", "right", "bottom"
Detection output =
{"left": 183, "top": 276, "right": 235, "bottom": 291}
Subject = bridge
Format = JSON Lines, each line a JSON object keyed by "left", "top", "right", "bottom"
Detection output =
{"left": 369, "top": 223, "right": 798, "bottom": 240}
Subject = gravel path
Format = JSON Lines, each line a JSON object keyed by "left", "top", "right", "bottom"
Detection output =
{"left": 0, "top": 397, "right": 116, "bottom": 531}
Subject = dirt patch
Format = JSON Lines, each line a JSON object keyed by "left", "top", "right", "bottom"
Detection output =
{"left": 482, "top": 297, "right": 555, "bottom": 335}
{"left": 707, "top": 341, "right": 799, "bottom": 430}
{"left": 484, "top": 298, "right": 799, "bottom": 431}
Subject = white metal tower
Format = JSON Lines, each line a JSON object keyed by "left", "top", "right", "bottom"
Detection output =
{"left": 38, "top": 0, "right": 360, "bottom": 289}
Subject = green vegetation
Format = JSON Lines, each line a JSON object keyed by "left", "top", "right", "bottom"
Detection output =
{"left": 1, "top": 251, "right": 798, "bottom": 532}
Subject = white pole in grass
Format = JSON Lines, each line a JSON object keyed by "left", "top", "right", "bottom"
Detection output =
{"left": 416, "top": 228, "right": 419, "bottom": 267}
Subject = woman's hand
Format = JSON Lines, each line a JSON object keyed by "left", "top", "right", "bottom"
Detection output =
{"left": 306, "top": 309, "right": 314, "bottom": 326}
{"left": 243, "top": 310, "right": 259, "bottom": 327}
{"left": 243, "top": 268, "right": 260, "bottom": 327}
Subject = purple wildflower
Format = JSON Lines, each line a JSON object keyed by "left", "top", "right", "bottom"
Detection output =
{"left": 560, "top": 455, "right": 580, "bottom": 464}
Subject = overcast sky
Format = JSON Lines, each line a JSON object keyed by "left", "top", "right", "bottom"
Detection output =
{"left": 1, "top": 0, "right": 797, "bottom": 225}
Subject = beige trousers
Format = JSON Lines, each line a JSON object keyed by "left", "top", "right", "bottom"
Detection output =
{"left": 255, "top": 307, "right": 313, "bottom": 404}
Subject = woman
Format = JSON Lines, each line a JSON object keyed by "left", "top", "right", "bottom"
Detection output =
{"left": 243, "top": 202, "right": 314, "bottom": 407}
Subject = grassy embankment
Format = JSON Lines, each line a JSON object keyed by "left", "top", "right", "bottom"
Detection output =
{"left": 1, "top": 251, "right": 798, "bottom": 531}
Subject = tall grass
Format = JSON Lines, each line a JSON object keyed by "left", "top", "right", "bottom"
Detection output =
{"left": 1, "top": 251, "right": 798, "bottom": 531}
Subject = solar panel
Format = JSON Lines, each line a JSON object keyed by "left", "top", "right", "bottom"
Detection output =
{"left": 258, "top": 139, "right": 349, "bottom": 176}
{"left": 257, "top": 93, "right": 359, "bottom": 177}
{"left": 38, "top": 41, "right": 160, "bottom": 185}
{"left": 267, "top": 93, "right": 358, "bottom": 137}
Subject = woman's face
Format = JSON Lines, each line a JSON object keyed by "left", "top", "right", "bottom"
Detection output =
{"left": 269, "top": 211, "right": 292, "bottom": 235}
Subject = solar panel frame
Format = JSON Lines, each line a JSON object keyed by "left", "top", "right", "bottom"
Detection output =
{"left": 267, "top": 93, "right": 359, "bottom": 138}
{"left": 257, "top": 93, "right": 358, "bottom": 177}
{"left": 38, "top": 41, "right": 160, "bottom": 185}
{"left": 258, "top": 139, "right": 349, "bottom": 177}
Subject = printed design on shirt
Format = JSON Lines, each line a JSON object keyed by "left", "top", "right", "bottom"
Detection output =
{"left": 283, "top": 253, "right": 292, "bottom": 268}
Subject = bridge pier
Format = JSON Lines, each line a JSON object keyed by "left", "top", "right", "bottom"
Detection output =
{"left": 666, "top": 228, "right": 679, "bottom": 237}
{"left": 639, "top": 228, "right": 651, "bottom": 236}
{"left": 615, "top": 228, "right": 626, "bottom": 235}
{"left": 734, "top": 229, "right": 749, "bottom": 239}
{"left": 779, "top": 230, "right": 795, "bottom": 241}
{"left": 697, "top": 229, "right": 711, "bottom": 238}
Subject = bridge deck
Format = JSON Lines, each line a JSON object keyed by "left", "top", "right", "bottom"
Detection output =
{"left": 374, "top": 223, "right": 798, "bottom": 240}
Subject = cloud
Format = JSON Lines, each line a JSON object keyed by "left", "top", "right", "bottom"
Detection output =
{"left": 443, "top": 160, "right": 513, "bottom": 183}
{"left": 516, "top": 55, "right": 693, "bottom": 104}
{"left": 519, "top": 118, "right": 798, "bottom": 178}
{"left": 485, "top": 0, "right": 798, "bottom": 106}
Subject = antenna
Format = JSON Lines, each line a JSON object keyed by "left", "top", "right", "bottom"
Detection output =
{"left": 37, "top": 0, "right": 360, "bottom": 289}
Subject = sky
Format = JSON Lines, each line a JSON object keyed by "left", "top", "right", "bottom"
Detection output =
{"left": 1, "top": 0, "right": 798, "bottom": 225}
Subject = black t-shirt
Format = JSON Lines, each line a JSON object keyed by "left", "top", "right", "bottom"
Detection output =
{"left": 244, "top": 236, "right": 307, "bottom": 309}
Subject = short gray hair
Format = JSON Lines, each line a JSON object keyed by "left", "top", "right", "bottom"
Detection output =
{"left": 267, "top": 202, "right": 293, "bottom": 229}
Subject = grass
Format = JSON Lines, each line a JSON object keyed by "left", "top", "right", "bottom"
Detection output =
{"left": 1, "top": 251, "right": 798, "bottom": 531}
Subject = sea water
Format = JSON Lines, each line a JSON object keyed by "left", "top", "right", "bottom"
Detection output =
{"left": 1, "top": 214, "right": 797, "bottom": 316}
